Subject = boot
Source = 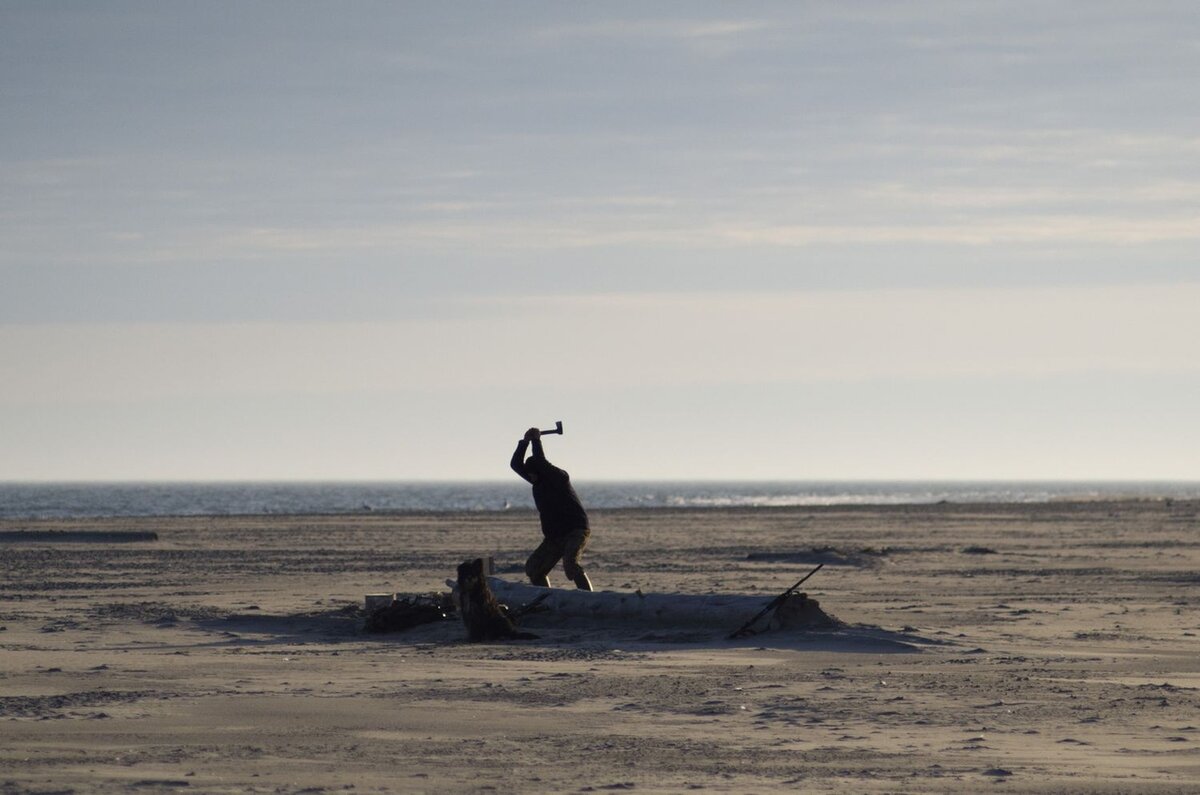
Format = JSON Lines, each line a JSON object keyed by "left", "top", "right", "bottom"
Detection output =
{"left": 572, "top": 572, "right": 593, "bottom": 591}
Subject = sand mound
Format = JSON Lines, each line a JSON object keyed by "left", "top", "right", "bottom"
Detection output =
{"left": 0, "top": 530, "right": 158, "bottom": 543}
{"left": 745, "top": 546, "right": 888, "bottom": 567}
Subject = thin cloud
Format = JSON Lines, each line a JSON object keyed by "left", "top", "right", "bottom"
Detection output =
{"left": 714, "top": 216, "right": 1200, "bottom": 247}
{"left": 858, "top": 181, "right": 1200, "bottom": 208}
{"left": 529, "top": 17, "right": 777, "bottom": 59}
{"left": 79, "top": 210, "right": 1198, "bottom": 266}
{"left": 532, "top": 18, "right": 770, "bottom": 43}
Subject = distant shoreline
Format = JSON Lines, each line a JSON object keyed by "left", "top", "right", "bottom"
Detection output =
{"left": 1, "top": 498, "right": 1195, "bottom": 527}
{"left": 2, "top": 480, "right": 1198, "bottom": 521}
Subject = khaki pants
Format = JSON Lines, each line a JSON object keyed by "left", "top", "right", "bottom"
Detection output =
{"left": 525, "top": 527, "right": 590, "bottom": 586}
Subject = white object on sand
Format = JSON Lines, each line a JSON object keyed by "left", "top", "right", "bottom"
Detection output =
{"left": 483, "top": 577, "right": 835, "bottom": 631}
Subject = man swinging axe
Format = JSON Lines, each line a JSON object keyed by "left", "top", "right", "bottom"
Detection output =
{"left": 510, "top": 421, "right": 593, "bottom": 591}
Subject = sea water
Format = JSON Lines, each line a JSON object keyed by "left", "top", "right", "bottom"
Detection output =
{"left": 0, "top": 481, "right": 1196, "bottom": 520}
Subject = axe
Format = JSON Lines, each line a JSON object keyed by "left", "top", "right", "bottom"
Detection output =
{"left": 539, "top": 421, "right": 564, "bottom": 436}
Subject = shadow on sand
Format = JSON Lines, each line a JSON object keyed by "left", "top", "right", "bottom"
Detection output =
{"left": 91, "top": 599, "right": 948, "bottom": 655}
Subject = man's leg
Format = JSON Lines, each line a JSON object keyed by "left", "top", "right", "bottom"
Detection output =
{"left": 525, "top": 537, "right": 562, "bottom": 587}
{"left": 561, "top": 528, "right": 592, "bottom": 591}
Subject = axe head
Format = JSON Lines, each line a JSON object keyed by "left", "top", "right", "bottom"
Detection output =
{"left": 541, "top": 420, "right": 564, "bottom": 435}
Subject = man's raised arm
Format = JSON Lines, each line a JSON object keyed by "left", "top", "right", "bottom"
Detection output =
{"left": 510, "top": 437, "right": 531, "bottom": 482}
{"left": 511, "top": 428, "right": 543, "bottom": 482}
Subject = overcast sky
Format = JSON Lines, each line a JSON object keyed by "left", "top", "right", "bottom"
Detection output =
{"left": 2, "top": 1, "right": 1198, "bottom": 481}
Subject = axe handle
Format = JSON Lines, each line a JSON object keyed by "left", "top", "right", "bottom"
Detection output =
{"left": 539, "top": 421, "right": 564, "bottom": 435}
{"left": 728, "top": 563, "right": 824, "bottom": 639}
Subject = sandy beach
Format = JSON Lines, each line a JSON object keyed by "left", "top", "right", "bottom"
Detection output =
{"left": 2, "top": 501, "right": 1198, "bottom": 793}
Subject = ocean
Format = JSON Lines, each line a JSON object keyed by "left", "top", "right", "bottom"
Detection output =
{"left": 0, "top": 481, "right": 1196, "bottom": 520}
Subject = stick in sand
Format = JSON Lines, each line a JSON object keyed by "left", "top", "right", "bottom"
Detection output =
{"left": 728, "top": 562, "right": 824, "bottom": 639}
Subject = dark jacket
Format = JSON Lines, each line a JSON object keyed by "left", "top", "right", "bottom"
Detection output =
{"left": 511, "top": 437, "right": 589, "bottom": 539}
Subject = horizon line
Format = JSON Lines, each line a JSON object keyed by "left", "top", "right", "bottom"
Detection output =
{"left": 2, "top": 477, "right": 1198, "bottom": 486}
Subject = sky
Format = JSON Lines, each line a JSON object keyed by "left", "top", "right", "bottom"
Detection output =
{"left": 2, "top": 1, "right": 1198, "bottom": 481}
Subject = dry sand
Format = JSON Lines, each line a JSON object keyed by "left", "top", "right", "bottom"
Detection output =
{"left": 2, "top": 501, "right": 1198, "bottom": 793}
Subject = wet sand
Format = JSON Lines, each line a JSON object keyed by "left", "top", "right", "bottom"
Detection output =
{"left": 2, "top": 501, "right": 1198, "bottom": 793}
